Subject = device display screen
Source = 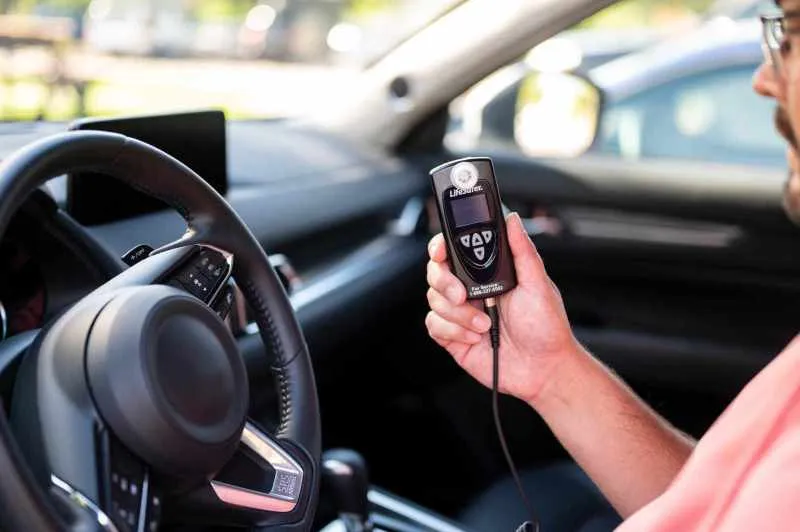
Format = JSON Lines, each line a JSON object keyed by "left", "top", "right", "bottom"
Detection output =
{"left": 451, "top": 194, "right": 491, "bottom": 228}
{"left": 67, "top": 110, "right": 227, "bottom": 225}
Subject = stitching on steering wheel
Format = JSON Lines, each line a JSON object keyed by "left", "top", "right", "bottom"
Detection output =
{"left": 240, "top": 278, "right": 285, "bottom": 364}
{"left": 275, "top": 365, "right": 292, "bottom": 436}
{"left": 240, "top": 278, "right": 293, "bottom": 435}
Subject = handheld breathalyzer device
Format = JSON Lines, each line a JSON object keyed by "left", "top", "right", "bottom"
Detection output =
{"left": 429, "top": 157, "right": 517, "bottom": 300}
{"left": 430, "top": 157, "right": 537, "bottom": 532}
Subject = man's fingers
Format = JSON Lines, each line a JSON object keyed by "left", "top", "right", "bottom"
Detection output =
{"left": 505, "top": 212, "right": 546, "bottom": 285}
{"left": 430, "top": 335, "right": 472, "bottom": 361}
{"left": 427, "top": 259, "right": 466, "bottom": 304}
{"left": 427, "top": 288, "right": 492, "bottom": 333}
{"left": 428, "top": 233, "right": 448, "bottom": 263}
{"left": 425, "top": 311, "right": 483, "bottom": 344}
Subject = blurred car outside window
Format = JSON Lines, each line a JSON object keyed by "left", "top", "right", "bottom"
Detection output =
{"left": 446, "top": 0, "right": 785, "bottom": 169}
{"left": 596, "top": 66, "right": 784, "bottom": 166}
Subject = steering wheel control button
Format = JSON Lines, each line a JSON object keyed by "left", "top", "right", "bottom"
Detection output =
{"left": 146, "top": 494, "right": 162, "bottom": 532}
{"left": 197, "top": 248, "right": 229, "bottom": 280}
{"left": 87, "top": 286, "right": 248, "bottom": 478}
{"left": 121, "top": 244, "right": 154, "bottom": 267}
{"left": 168, "top": 249, "right": 231, "bottom": 303}
{"left": 105, "top": 434, "right": 146, "bottom": 531}
{"left": 213, "top": 285, "right": 235, "bottom": 321}
{"left": 177, "top": 269, "right": 213, "bottom": 300}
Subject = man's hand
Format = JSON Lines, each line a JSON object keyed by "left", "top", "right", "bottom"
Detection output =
{"left": 428, "top": 212, "right": 694, "bottom": 516}
{"left": 425, "top": 212, "right": 580, "bottom": 404}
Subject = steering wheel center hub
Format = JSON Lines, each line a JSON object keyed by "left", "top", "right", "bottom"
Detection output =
{"left": 86, "top": 285, "right": 248, "bottom": 477}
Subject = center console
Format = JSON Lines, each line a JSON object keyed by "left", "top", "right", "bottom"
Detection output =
{"left": 319, "top": 449, "right": 470, "bottom": 532}
{"left": 320, "top": 488, "right": 470, "bottom": 532}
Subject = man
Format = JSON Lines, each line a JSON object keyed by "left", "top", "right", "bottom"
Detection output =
{"left": 425, "top": 4, "right": 800, "bottom": 530}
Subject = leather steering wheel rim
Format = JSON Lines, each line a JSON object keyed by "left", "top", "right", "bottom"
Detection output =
{"left": 0, "top": 131, "right": 321, "bottom": 531}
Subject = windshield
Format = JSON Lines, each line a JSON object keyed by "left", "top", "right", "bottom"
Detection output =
{"left": 0, "top": 0, "right": 460, "bottom": 122}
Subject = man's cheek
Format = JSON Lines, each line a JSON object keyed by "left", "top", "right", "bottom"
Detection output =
{"left": 785, "top": 172, "right": 800, "bottom": 224}
{"left": 786, "top": 65, "right": 800, "bottom": 140}
{"left": 788, "top": 148, "right": 799, "bottom": 170}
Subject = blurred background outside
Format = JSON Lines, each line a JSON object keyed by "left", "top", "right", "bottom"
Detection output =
{"left": 0, "top": 0, "right": 776, "bottom": 127}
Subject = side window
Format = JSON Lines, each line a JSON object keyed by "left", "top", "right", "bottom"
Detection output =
{"left": 597, "top": 67, "right": 785, "bottom": 166}
{"left": 445, "top": 0, "right": 786, "bottom": 169}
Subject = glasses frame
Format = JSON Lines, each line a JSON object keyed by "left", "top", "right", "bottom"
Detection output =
{"left": 761, "top": 14, "right": 786, "bottom": 78}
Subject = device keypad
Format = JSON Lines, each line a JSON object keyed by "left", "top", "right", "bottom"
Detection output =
{"left": 457, "top": 228, "right": 497, "bottom": 267}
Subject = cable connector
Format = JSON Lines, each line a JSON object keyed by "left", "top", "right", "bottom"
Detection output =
{"left": 485, "top": 297, "right": 500, "bottom": 350}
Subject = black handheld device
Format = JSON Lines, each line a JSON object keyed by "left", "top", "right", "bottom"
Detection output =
{"left": 430, "top": 157, "right": 538, "bottom": 531}
{"left": 429, "top": 157, "right": 517, "bottom": 300}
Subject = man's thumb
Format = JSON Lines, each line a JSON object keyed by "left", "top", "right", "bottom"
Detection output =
{"left": 505, "top": 212, "right": 545, "bottom": 285}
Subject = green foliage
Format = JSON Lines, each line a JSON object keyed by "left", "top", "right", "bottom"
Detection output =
{"left": 579, "top": 0, "right": 716, "bottom": 29}
{"left": 192, "top": 0, "right": 257, "bottom": 21}
{"left": 6, "top": 0, "right": 257, "bottom": 18}
{"left": 344, "top": 0, "right": 395, "bottom": 20}
{"left": 8, "top": 0, "right": 89, "bottom": 14}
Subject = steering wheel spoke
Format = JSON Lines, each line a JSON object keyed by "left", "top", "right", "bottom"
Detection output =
{"left": 212, "top": 421, "right": 304, "bottom": 512}
{"left": 167, "top": 420, "right": 311, "bottom": 528}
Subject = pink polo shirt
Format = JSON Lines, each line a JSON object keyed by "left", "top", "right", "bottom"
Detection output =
{"left": 618, "top": 335, "right": 800, "bottom": 531}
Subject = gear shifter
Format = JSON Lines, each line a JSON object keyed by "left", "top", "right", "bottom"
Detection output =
{"left": 322, "top": 449, "right": 371, "bottom": 532}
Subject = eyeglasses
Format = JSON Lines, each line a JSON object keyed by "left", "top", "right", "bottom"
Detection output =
{"left": 761, "top": 14, "right": 786, "bottom": 78}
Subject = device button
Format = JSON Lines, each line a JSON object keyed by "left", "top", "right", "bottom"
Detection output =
{"left": 474, "top": 246, "right": 485, "bottom": 261}
{"left": 460, "top": 235, "right": 472, "bottom": 248}
{"left": 471, "top": 233, "right": 483, "bottom": 246}
{"left": 482, "top": 230, "right": 493, "bottom": 243}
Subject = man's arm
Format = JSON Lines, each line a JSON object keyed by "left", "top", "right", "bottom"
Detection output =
{"left": 425, "top": 213, "right": 694, "bottom": 517}
{"left": 532, "top": 346, "right": 695, "bottom": 517}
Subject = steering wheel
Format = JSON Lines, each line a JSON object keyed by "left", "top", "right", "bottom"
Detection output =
{"left": 0, "top": 132, "right": 321, "bottom": 531}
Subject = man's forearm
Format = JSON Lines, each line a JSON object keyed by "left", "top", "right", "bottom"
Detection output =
{"left": 530, "top": 345, "right": 695, "bottom": 517}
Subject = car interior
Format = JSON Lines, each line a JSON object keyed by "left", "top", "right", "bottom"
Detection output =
{"left": 0, "top": 0, "right": 797, "bottom": 531}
